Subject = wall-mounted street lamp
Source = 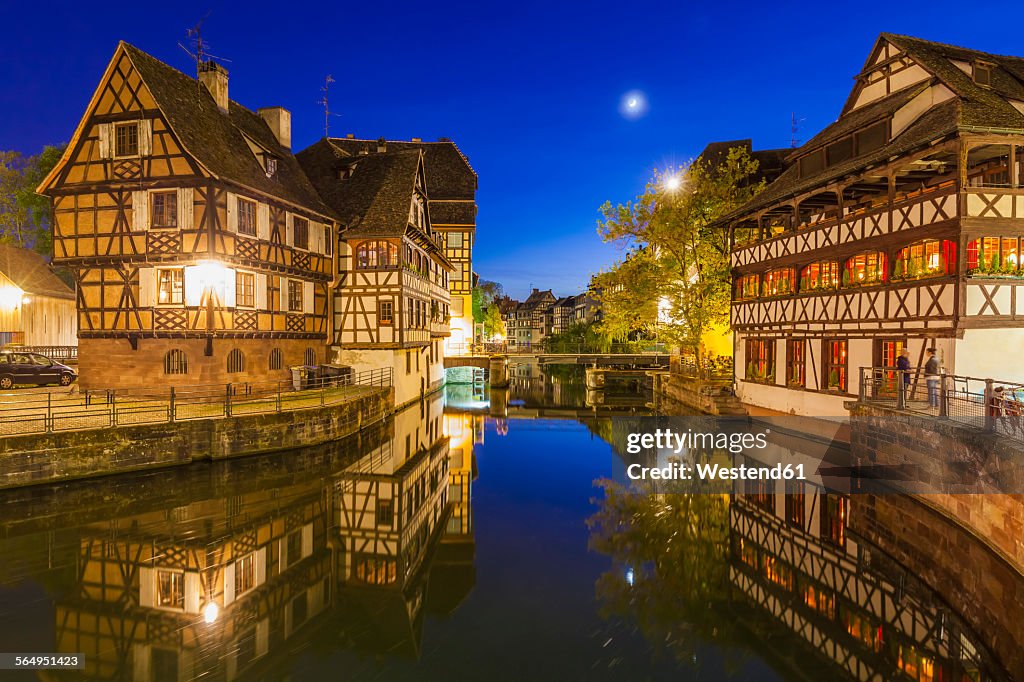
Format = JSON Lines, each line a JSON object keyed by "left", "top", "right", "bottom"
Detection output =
{"left": 0, "top": 286, "right": 24, "bottom": 311}
{"left": 184, "top": 260, "right": 236, "bottom": 356}
{"left": 663, "top": 175, "right": 682, "bottom": 192}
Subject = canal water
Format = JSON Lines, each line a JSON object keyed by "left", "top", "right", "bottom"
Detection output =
{"left": 0, "top": 365, "right": 1017, "bottom": 680}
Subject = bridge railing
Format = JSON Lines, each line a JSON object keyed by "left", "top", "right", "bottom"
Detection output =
{"left": 670, "top": 355, "right": 734, "bottom": 384}
{"left": 857, "top": 366, "right": 1024, "bottom": 442}
{"left": 1, "top": 345, "right": 78, "bottom": 362}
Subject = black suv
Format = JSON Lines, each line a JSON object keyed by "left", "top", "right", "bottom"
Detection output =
{"left": 0, "top": 351, "right": 78, "bottom": 389}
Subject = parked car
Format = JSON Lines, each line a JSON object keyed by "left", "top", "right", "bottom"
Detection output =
{"left": 0, "top": 351, "right": 78, "bottom": 389}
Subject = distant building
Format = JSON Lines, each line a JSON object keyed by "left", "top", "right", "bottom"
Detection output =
{"left": 548, "top": 296, "right": 576, "bottom": 335}
{"left": 0, "top": 245, "right": 77, "bottom": 347}
{"left": 508, "top": 288, "right": 555, "bottom": 349}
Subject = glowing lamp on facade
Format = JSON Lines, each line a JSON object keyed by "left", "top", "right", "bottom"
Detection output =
{"left": 184, "top": 261, "right": 235, "bottom": 307}
{"left": 0, "top": 286, "right": 24, "bottom": 310}
{"left": 203, "top": 601, "right": 220, "bottom": 624}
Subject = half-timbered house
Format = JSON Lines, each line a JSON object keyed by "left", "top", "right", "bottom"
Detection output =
{"left": 298, "top": 140, "right": 454, "bottom": 407}
{"left": 726, "top": 33, "right": 1024, "bottom": 415}
{"left": 0, "top": 244, "right": 77, "bottom": 347}
{"left": 324, "top": 136, "right": 478, "bottom": 354}
{"left": 38, "top": 43, "right": 336, "bottom": 389}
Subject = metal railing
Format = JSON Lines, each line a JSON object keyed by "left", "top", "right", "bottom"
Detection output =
{"left": 858, "top": 366, "right": 1024, "bottom": 442}
{"left": 0, "top": 367, "right": 392, "bottom": 437}
{"left": 1, "top": 345, "right": 78, "bottom": 362}
{"left": 670, "top": 355, "right": 734, "bottom": 384}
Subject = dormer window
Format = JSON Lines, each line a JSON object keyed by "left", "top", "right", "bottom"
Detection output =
{"left": 974, "top": 62, "right": 992, "bottom": 87}
{"left": 266, "top": 157, "right": 278, "bottom": 177}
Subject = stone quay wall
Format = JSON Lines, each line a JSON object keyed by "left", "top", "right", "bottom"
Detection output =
{"left": 847, "top": 401, "right": 1024, "bottom": 574}
{"left": 0, "top": 387, "right": 393, "bottom": 490}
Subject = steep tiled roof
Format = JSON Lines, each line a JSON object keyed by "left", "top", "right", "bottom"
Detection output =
{"left": 429, "top": 202, "right": 476, "bottom": 226}
{"left": 0, "top": 245, "right": 75, "bottom": 299}
{"left": 121, "top": 44, "right": 335, "bottom": 217}
{"left": 296, "top": 140, "right": 421, "bottom": 237}
{"left": 698, "top": 140, "right": 789, "bottom": 183}
{"left": 326, "top": 138, "right": 477, "bottom": 199}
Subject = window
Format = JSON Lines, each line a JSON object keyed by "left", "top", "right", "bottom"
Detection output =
{"left": 227, "top": 349, "right": 245, "bottom": 374}
{"left": 762, "top": 268, "right": 795, "bottom": 297}
{"left": 288, "top": 280, "right": 303, "bottom": 312}
{"left": 164, "top": 349, "right": 188, "bottom": 375}
{"left": 448, "top": 231, "right": 463, "bottom": 248}
{"left": 353, "top": 554, "right": 397, "bottom": 585}
{"left": 820, "top": 494, "right": 848, "bottom": 548}
{"left": 236, "top": 271, "right": 255, "bottom": 308}
{"left": 266, "top": 158, "right": 278, "bottom": 176}
{"left": 735, "top": 274, "right": 759, "bottom": 300}
{"left": 967, "top": 236, "right": 1021, "bottom": 274}
{"left": 799, "top": 261, "right": 839, "bottom": 292}
{"left": 156, "top": 569, "right": 184, "bottom": 609}
{"left": 974, "top": 62, "right": 992, "bottom": 86}
{"left": 785, "top": 481, "right": 805, "bottom": 528}
{"left": 407, "top": 299, "right": 414, "bottom": 329}
{"left": 379, "top": 300, "right": 393, "bottom": 325}
{"left": 843, "top": 252, "right": 886, "bottom": 287}
{"left": 798, "top": 149, "right": 825, "bottom": 178}
{"left": 235, "top": 552, "right": 256, "bottom": 595}
{"left": 292, "top": 216, "right": 309, "bottom": 250}
{"left": 856, "top": 120, "right": 888, "bottom": 155}
{"left": 745, "top": 338, "right": 775, "bottom": 383}
{"left": 894, "top": 239, "right": 954, "bottom": 280}
{"left": 114, "top": 122, "right": 139, "bottom": 157}
{"left": 237, "top": 198, "right": 257, "bottom": 237}
{"left": 269, "top": 348, "right": 283, "bottom": 370}
{"left": 356, "top": 241, "right": 398, "bottom": 269}
{"left": 377, "top": 499, "right": 394, "bottom": 526}
{"left": 286, "top": 529, "right": 302, "bottom": 567}
{"left": 874, "top": 339, "right": 905, "bottom": 395}
{"left": 406, "top": 350, "right": 412, "bottom": 374}
{"left": 151, "top": 191, "right": 178, "bottom": 229}
{"left": 744, "top": 475, "right": 774, "bottom": 512}
{"left": 823, "top": 339, "right": 847, "bottom": 392}
{"left": 826, "top": 136, "right": 854, "bottom": 166}
{"left": 157, "top": 269, "right": 184, "bottom": 305}
{"left": 304, "top": 348, "right": 316, "bottom": 366}
{"left": 786, "top": 339, "right": 805, "bottom": 387}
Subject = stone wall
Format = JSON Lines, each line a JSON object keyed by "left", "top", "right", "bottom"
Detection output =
{"left": 654, "top": 373, "right": 747, "bottom": 416}
{"left": 0, "top": 388, "right": 391, "bottom": 489}
{"left": 847, "top": 401, "right": 1024, "bottom": 573}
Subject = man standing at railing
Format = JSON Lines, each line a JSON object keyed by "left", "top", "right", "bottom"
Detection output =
{"left": 897, "top": 349, "right": 912, "bottom": 391}
{"left": 925, "top": 348, "right": 941, "bottom": 409}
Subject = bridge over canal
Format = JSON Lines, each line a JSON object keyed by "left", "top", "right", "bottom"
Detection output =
{"left": 443, "top": 352, "right": 670, "bottom": 371}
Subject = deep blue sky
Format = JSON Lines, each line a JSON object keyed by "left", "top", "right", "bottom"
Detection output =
{"left": 3, "top": 1, "right": 1023, "bottom": 299}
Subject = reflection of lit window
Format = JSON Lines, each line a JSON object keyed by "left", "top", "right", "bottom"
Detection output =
{"left": 821, "top": 494, "right": 847, "bottom": 548}
{"left": 286, "top": 530, "right": 302, "bottom": 567}
{"left": 841, "top": 605, "right": 884, "bottom": 652}
{"left": 353, "top": 554, "right": 397, "bottom": 585}
{"left": 156, "top": 569, "right": 184, "bottom": 609}
{"left": 235, "top": 553, "right": 256, "bottom": 595}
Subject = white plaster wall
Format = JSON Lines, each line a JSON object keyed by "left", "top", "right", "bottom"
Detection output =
{"left": 737, "top": 380, "right": 851, "bottom": 418}
{"left": 848, "top": 338, "right": 873, "bottom": 397}
{"left": 331, "top": 346, "right": 434, "bottom": 407}
{"left": 954, "top": 328, "right": 1024, "bottom": 383}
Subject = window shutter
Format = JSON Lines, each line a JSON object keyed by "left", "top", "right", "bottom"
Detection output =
{"left": 303, "top": 281, "right": 314, "bottom": 314}
{"left": 139, "top": 566, "right": 154, "bottom": 607}
{"left": 177, "top": 188, "right": 194, "bottom": 230}
{"left": 255, "top": 547, "right": 267, "bottom": 586}
{"left": 225, "top": 192, "right": 238, "bottom": 232}
{"left": 139, "top": 119, "right": 153, "bottom": 156}
{"left": 301, "top": 523, "right": 313, "bottom": 558}
{"left": 308, "top": 581, "right": 324, "bottom": 613}
{"left": 255, "top": 619, "right": 269, "bottom": 657}
{"left": 184, "top": 572, "right": 201, "bottom": 614}
{"left": 279, "top": 277, "right": 290, "bottom": 312}
{"left": 98, "top": 123, "right": 112, "bottom": 159}
{"left": 255, "top": 273, "right": 267, "bottom": 310}
{"left": 138, "top": 267, "right": 155, "bottom": 307}
{"left": 312, "top": 222, "right": 324, "bottom": 253}
{"left": 285, "top": 213, "right": 294, "bottom": 246}
{"left": 257, "top": 202, "right": 270, "bottom": 240}
{"left": 278, "top": 538, "right": 287, "bottom": 573}
{"left": 132, "top": 644, "right": 151, "bottom": 682}
{"left": 223, "top": 563, "right": 235, "bottom": 606}
{"left": 132, "top": 190, "right": 149, "bottom": 231}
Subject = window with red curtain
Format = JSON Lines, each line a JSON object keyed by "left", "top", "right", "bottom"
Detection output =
{"left": 843, "top": 252, "right": 887, "bottom": 286}
{"left": 823, "top": 339, "right": 848, "bottom": 392}
{"left": 799, "top": 261, "right": 839, "bottom": 292}
{"left": 745, "top": 338, "right": 776, "bottom": 383}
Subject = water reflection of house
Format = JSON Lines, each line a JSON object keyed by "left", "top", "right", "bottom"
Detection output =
{"left": 730, "top": 463, "right": 997, "bottom": 680}
{"left": 46, "top": 398, "right": 474, "bottom": 679}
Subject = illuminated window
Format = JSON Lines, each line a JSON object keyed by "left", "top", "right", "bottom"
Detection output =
{"left": 823, "top": 339, "right": 847, "bottom": 392}
{"left": 235, "top": 552, "right": 256, "bottom": 595}
{"left": 799, "top": 261, "right": 839, "bottom": 292}
{"left": 151, "top": 191, "right": 177, "bottom": 229}
{"left": 894, "top": 240, "right": 954, "bottom": 280}
{"left": 745, "top": 339, "right": 775, "bottom": 383}
{"left": 157, "top": 269, "right": 184, "bottom": 305}
{"left": 843, "top": 252, "right": 886, "bottom": 287}
{"left": 762, "top": 268, "right": 795, "bottom": 297}
{"left": 235, "top": 271, "right": 255, "bottom": 308}
{"left": 292, "top": 216, "right": 309, "bottom": 250}
{"left": 735, "top": 274, "right": 760, "bottom": 300}
{"left": 356, "top": 241, "right": 398, "bottom": 269}
{"left": 967, "top": 236, "right": 1021, "bottom": 274}
{"left": 353, "top": 554, "right": 397, "bottom": 585}
{"left": 156, "top": 569, "right": 184, "bottom": 609}
{"left": 237, "top": 198, "right": 257, "bottom": 237}
{"left": 114, "top": 122, "right": 139, "bottom": 157}
{"left": 786, "top": 339, "right": 806, "bottom": 387}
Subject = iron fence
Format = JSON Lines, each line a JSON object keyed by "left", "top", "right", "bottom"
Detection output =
{"left": 670, "top": 355, "right": 734, "bottom": 384}
{"left": 1, "top": 345, "right": 78, "bottom": 362}
{"left": 858, "top": 366, "right": 1024, "bottom": 442}
{"left": 0, "top": 367, "right": 392, "bottom": 437}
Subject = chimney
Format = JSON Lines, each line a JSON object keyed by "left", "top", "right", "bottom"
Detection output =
{"left": 376, "top": 137, "right": 387, "bottom": 153}
{"left": 198, "top": 61, "right": 229, "bottom": 113}
{"left": 258, "top": 107, "right": 291, "bottom": 149}
{"left": 411, "top": 137, "right": 422, "bottom": 142}
{"left": 346, "top": 133, "right": 354, "bottom": 139}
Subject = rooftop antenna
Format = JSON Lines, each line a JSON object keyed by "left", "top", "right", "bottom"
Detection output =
{"left": 178, "top": 14, "right": 231, "bottom": 83}
{"left": 318, "top": 75, "right": 338, "bottom": 138}
{"left": 790, "top": 112, "right": 805, "bottom": 149}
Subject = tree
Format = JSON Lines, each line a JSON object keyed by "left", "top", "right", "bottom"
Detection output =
{"left": 595, "top": 147, "right": 765, "bottom": 374}
{"left": 472, "top": 279, "right": 503, "bottom": 324}
{"left": 0, "top": 145, "right": 64, "bottom": 258}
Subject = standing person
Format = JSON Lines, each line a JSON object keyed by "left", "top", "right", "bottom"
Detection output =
{"left": 896, "top": 348, "right": 912, "bottom": 395}
{"left": 924, "top": 348, "right": 942, "bottom": 409}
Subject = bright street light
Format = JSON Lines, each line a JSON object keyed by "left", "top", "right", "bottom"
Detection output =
{"left": 663, "top": 175, "right": 682, "bottom": 192}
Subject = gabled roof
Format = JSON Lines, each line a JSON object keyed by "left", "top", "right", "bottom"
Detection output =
{"left": 326, "top": 137, "right": 477, "bottom": 199}
{"left": 297, "top": 140, "right": 422, "bottom": 237}
{"left": 0, "top": 245, "right": 75, "bottom": 299}
{"left": 697, "top": 140, "right": 789, "bottom": 183}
